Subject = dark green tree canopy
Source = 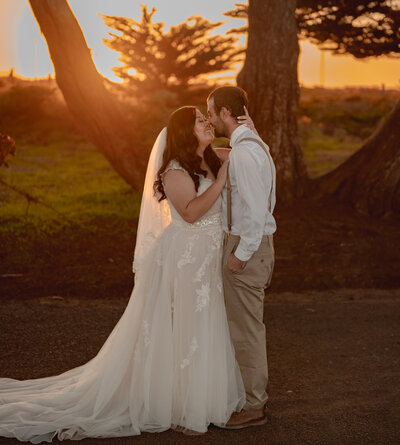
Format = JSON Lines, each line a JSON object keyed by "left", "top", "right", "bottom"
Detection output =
{"left": 102, "top": 5, "right": 244, "bottom": 94}
{"left": 225, "top": 1, "right": 400, "bottom": 58}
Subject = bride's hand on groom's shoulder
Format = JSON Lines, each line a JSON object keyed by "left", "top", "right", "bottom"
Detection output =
{"left": 237, "top": 106, "right": 259, "bottom": 136}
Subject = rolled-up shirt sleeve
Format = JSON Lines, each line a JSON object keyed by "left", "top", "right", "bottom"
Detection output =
{"left": 230, "top": 147, "right": 270, "bottom": 262}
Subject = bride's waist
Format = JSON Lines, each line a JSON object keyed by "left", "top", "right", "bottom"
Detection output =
{"left": 170, "top": 213, "right": 222, "bottom": 230}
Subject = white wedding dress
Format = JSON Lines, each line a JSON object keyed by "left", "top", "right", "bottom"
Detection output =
{"left": 0, "top": 160, "right": 245, "bottom": 443}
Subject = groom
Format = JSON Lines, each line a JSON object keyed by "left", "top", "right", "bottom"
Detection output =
{"left": 207, "top": 86, "right": 276, "bottom": 428}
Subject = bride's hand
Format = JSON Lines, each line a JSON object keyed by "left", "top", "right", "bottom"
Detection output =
{"left": 216, "top": 159, "right": 229, "bottom": 186}
{"left": 236, "top": 106, "right": 259, "bottom": 135}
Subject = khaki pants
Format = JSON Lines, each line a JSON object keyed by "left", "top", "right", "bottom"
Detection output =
{"left": 222, "top": 232, "right": 274, "bottom": 410}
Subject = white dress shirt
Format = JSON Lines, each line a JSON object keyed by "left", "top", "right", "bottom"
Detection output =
{"left": 222, "top": 125, "right": 277, "bottom": 262}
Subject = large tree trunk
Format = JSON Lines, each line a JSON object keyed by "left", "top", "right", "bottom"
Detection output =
{"left": 28, "top": 0, "right": 146, "bottom": 190}
{"left": 311, "top": 99, "right": 400, "bottom": 217}
{"left": 237, "top": 0, "right": 308, "bottom": 202}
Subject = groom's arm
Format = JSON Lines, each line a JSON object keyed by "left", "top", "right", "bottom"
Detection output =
{"left": 230, "top": 147, "right": 270, "bottom": 262}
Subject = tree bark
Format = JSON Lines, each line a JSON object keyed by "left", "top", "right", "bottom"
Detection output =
{"left": 237, "top": 0, "right": 308, "bottom": 202}
{"left": 28, "top": 0, "right": 146, "bottom": 190}
{"left": 311, "top": 99, "right": 400, "bottom": 217}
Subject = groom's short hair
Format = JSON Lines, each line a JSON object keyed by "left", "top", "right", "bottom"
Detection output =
{"left": 208, "top": 86, "right": 248, "bottom": 118}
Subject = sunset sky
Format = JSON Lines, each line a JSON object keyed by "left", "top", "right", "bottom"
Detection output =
{"left": 0, "top": 0, "right": 399, "bottom": 88}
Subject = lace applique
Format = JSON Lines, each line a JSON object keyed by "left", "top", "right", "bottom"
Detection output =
{"left": 142, "top": 320, "right": 150, "bottom": 347}
{"left": 193, "top": 252, "right": 213, "bottom": 283}
{"left": 210, "top": 229, "right": 223, "bottom": 247}
{"left": 195, "top": 282, "right": 210, "bottom": 312}
{"left": 177, "top": 234, "right": 199, "bottom": 268}
{"left": 192, "top": 228, "right": 222, "bottom": 283}
{"left": 180, "top": 337, "right": 198, "bottom": 369}
{"left": 217, "top": 280, "right": 223, "bottom": 294}
{"left": 171, "top": 213, "right": 222, "bottom": 231}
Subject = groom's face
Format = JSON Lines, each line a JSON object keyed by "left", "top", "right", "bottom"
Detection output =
{"left": 207, "top": 97, "right": 226, "bottom": 138}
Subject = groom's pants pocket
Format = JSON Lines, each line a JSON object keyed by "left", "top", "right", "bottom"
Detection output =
{"left": 222, "top": 233, "right": 240, "bottom": 273}
{"left": 224, "top": 234, "right": 274, "bottom": 289}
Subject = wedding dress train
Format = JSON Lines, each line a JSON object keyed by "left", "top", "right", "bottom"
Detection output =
{"left": 0, "top": 161, "right": 245, "bottom": 443}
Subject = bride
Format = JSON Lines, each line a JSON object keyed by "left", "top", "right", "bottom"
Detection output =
{"left": 0, "top": 106, "right": 259, "bottom": 442}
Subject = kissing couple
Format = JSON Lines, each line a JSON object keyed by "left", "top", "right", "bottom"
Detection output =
{"left": 0, "top": 86, "right": 276, "bottom": 441}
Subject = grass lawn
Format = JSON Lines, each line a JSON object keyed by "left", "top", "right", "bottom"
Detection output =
{"left": 0, "top": 129, "right": 359, "bottom": 273}
{"left": 0, "top": 138, "right": 141, "bottom": 268}
{"left": 1, "top": 115, "right": 399, "bottom": 299}
{"left": 1, "top": 84, "right": 398, "bottom": 276}
{"left": 0, "top": 124, "right": 371, "bottom": 257}
{"left": 301, "top": 127, "right": 361, "bottom": 178}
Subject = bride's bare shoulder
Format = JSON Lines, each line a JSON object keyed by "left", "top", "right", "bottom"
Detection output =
{"left": 213, "top": 148, "right": 231, "bottom": 162}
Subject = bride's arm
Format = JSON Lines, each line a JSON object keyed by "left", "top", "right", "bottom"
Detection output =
{"left": 214, "top": 148, "right": 231, "bottom": 162}
{"left": 163, "top": 161, "right": 228, "bottom": 224}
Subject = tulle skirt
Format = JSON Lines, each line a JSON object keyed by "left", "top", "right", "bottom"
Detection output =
{"left": 0, "top": 220, "right": 245, "bottom": 443}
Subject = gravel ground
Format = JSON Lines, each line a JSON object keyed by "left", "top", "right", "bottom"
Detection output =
{"left": 1, "top": 288, "right": 400, "bottom": 445}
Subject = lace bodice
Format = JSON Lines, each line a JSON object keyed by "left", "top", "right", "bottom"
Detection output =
{"left": 162, "top": 160, "right": 222, "bottom": 229}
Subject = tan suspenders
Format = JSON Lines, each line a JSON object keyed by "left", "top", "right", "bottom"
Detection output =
{"left": 226, "top": 168, "right": 233, "bottom": 235}
{"left": 226, "top": 137, "right": 274, "bottom": 235}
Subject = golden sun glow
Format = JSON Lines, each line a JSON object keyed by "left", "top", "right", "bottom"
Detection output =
{"left": 0, "top": 0, "right": 399, "bottom": 89}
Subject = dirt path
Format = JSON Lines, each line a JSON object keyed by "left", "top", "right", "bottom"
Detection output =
{"left": 1, "top": 288, "right": 399, "bottom": 445}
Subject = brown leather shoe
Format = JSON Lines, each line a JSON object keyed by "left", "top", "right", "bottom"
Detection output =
{"left": 221, "top": 406, "right": 268, "bottom": 430}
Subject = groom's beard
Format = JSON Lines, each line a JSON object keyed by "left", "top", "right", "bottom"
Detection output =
{"left": 214, "top": 128, "right": 225, "bottom": 138}
{"left": 213, "top": 122, "right": 227, "bottom": 138}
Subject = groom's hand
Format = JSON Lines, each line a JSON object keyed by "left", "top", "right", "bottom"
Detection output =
{"left": 227, "top": 253, "right": 246, "bottom": 274}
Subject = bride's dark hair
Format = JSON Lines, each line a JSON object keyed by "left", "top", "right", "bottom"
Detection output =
{"left": 154, "top": 106, "right": 221, "bottom": 201}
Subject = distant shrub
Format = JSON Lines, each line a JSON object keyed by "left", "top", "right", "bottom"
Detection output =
{"left": 0, "top": 84, "right": 81, "bottom": 143}
{"left": 298, "top": 87, "right": 396, "bottom": 139}
{"left": 345, "top": 94, "right": 362, "bottom": 102}
{"left": 0, "top": 85, "right": 50, "bottom": 120}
